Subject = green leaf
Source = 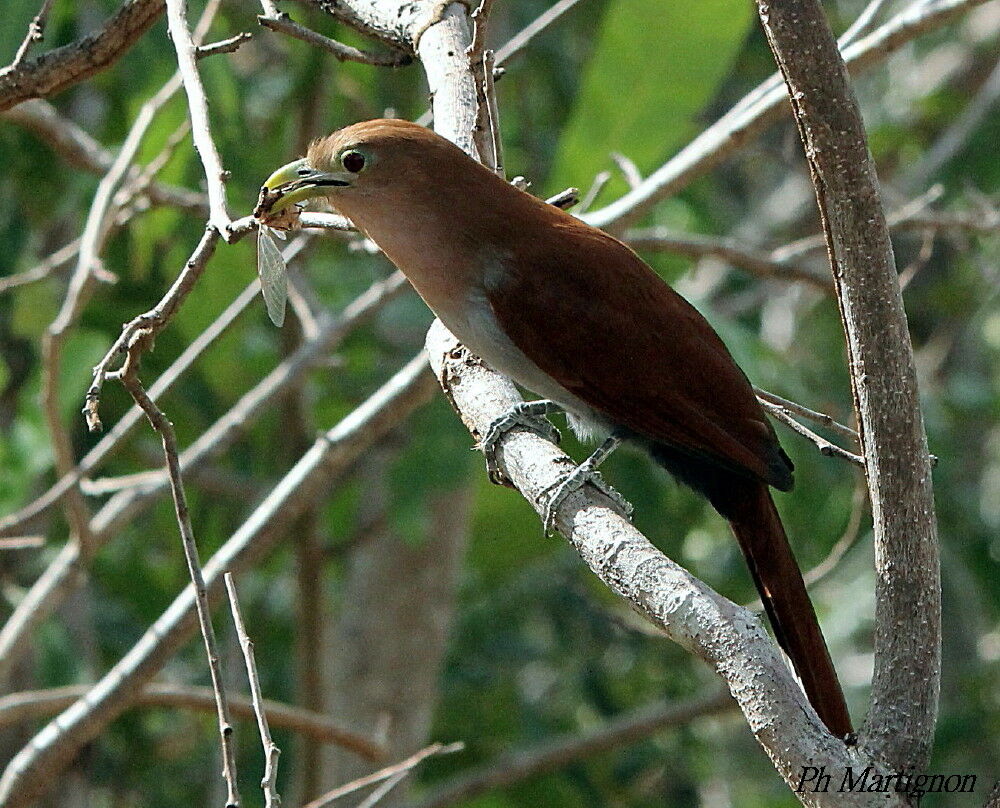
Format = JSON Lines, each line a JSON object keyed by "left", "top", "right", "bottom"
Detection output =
{"left": 550, "top": 0, "right": 752, "bottom": 200}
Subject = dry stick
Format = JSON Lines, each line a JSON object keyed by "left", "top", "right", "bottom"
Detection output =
{"left": 468, "top": 0, "right": 501, "bottom": 173}
{"left": 301, "top": 742, "right": 465, "bottom": 808}
{"left": 424, "top": 323, "right": 895, "bottom": 808}
{"left": 758, "top": 0, "right": 940, "bottom": 773}
{"left": 0, "top": 269, "right": 269, "bottom": 538}
{"left": 0, "top": 0, "right": 165, "bottom": 112}
{"left": 403, "top": 691, "right": 732, "bottom": 808}
{"left": 164, "top": 0, "right": 232, "bottom": 236}
{"left": 583, "top": 0, "right": 995, "bottom": 232}
{"left": 8, "top": 0, "right": 57, "bottom": 70}
{"left": 34, "top": 0, "right": 225, "bottom": 553}
{"left": 626, "top": 228, "right": 832, "bottom": 292}
{"left": 33, "top": 90, "right": 191, "bottom": 551}
{"left": 0, "top": 683, "right": 384, "bottom": 758}
{"left": 225, "top": 573, "right": 281, "bottom": 808}
{"left": 116, "top": 336, "right": 240, "bottom": 806}
{"left": 0, "top": 355, "right": 437, "bottom": 808}
{"left": 258, "top": 12, "right": 411, "bottom": 66}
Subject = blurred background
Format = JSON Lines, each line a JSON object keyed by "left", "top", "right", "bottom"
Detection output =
{"left": 0, "top": 0, "right": 998, "bottom": 804}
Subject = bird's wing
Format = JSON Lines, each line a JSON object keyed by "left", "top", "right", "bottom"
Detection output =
{"left": 486, "top": 215, "right": 789, "bottom": 488}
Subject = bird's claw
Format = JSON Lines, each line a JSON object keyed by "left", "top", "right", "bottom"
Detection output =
{"left": 478, "top": 401, "right": 561, "bottom": 485}
{"left": 538, "top": 462, "right": 633, "bottom": 536}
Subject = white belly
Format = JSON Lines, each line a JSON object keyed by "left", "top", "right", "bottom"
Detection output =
{"left": 441, "top": 290, "right": 612, "bottom": 443}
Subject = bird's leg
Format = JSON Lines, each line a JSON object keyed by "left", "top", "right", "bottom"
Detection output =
{"left": 539, "top": 434, "right": 633, "bottom": 535}
{"left": 480, "top": 400, "right": 561, "bottom": 485}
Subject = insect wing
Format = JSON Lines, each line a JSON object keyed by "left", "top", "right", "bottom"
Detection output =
{"left": 257, "top": 227, "right": 288, "bottom": 327}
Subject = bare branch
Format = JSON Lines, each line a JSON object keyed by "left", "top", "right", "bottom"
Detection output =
{"left": 302, "top": 742, "right": 465, "bottom": 808}
{"left": 494, "top": 0, "right": 588, "bottom": 67}
{"left": 117, "top": 334, "right": 240, "bottom": 808}
{"left": 758, "top": 0, "right": 940, "bottom": 771}
{"left": 164, "top": 0, "right": 232, "bottom": 235}
{"left": 626, "top": 228, "right": 833, "bottom": 292}
{"left": 0, "top": 270, "right": 408, "bottom": 685}
{"left": 258, "top": 11, "right": 412, "bottom": 66}
{"left": 0, "top": 0, "right": 165, "bottom": 112}
{"left": 0, "top": 683, "right": 385, "bottom": 758}
{"left": 759, "top": 399, "right": 864, "bottom": 467}
{"left": 84, "top": 227, "right": 220, "bottom": 432}
{"left": 0, "top": 536, "right": 45, "bottom": 551}
{"left": 226, "top": 573, "right": 281, "bottom": 808}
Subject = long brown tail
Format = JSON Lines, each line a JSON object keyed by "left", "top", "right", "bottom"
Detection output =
{"left": 727, "top": 482, "right": 853, "bottom": 737}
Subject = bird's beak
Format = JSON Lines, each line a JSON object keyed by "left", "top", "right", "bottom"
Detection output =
{"left": 259, "top": 158, "right": 353, "bottom": 216}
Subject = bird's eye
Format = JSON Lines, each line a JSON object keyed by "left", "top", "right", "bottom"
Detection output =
{"left": 341, "top": 150, "right": 366, "bottom": 173}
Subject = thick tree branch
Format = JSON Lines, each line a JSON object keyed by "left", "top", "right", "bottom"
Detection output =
{"left": 425, "top": 322, "right": 898, "bottom": 808}
{"left": 757, "top": 0, "right": 940, "bottom": 774}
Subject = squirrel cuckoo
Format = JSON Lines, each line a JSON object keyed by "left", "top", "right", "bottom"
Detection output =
{"left": 258, "top": 119, "right": 853, "bottom": 737}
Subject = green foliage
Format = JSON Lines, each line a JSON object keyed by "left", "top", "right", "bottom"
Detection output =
{"left": 551, "top": 0, "right": 752, "bottom": 201}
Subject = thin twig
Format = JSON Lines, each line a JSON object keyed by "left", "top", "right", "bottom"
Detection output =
{"left": 356, "top": 770, "right": 411, "bottom": 808}
{"left": 610, "top": 152, "right": 642, "bottom": 190}
{"left": 84, "top": 227, "right": 221, "bottom": 432}
{"left": 758, "top": 399, "right": 865, "bottom": 466}
{"left": 164, "top": 0, "right": 233, "bottom": 236}
{"left": 0, "top": 356, "right": 437, "bottom": 806}
{"left": 8, "top": 0, "right": 57, "bottom": 69}
{"left": 258, "top": 12, "right": 411, "bottom": 66}
{"left": 627, "top": 228, "right": 833, "bottom": 292}
{"left": 753, "top": 386, "right": 858, "bottom": 444}
{"left": 226, "top": 573, "right": 281, "bottom": 808}
{"left": 118, "top": 335, "right": 240, "bottom": 808}
{"left": 0, "top": 683, "right": 385, "bottom": 758}
{"left": 494, "top": 0, "right": 588, "bottom": 67}
{"left": 302, "top": 742, "right": 465, "bottom": 808}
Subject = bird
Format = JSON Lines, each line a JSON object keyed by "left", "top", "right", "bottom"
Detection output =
{"left": 257, "top": 118, "right": 853, "bottom": 738}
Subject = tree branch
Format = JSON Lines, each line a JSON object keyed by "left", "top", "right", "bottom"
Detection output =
{"left": 424, "top": 321, "right": 899, "bottom": 807}
{"left": 0, "top": 0, "right": 165, "bottom": 112}
{"left": 0, "top": 683, "right": 385, "bottom": 759}
{"left": 757, "top": 0, "right": 940, "bottom": 773}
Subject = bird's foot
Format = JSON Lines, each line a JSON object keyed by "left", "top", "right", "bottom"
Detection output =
{"left": 538, "top": 436, "right": 633, "bottom": 535}
{"left": 479, "top": 400, "right": 561, "bottom": 485}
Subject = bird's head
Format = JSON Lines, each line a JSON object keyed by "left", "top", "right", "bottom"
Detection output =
{"left": 257, "top": 118, "right": 472, "bottom": 222}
